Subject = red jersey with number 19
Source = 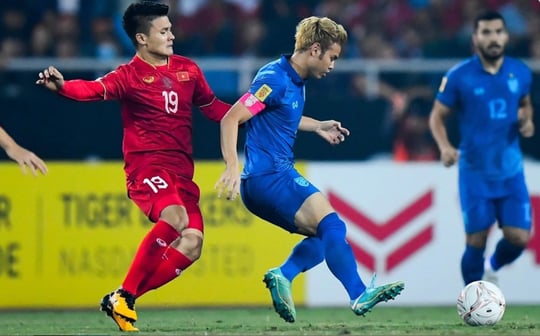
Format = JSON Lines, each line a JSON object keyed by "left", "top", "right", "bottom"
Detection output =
{"left": 59, "top": 54, "right": 229, "bottom": 180}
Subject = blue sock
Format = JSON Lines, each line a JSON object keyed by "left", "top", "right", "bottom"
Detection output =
{"left": 317, "top": 213, "right": 365, "bottom": 300}
{"left": 491, "top": 238, "right": 524, "bottom": 271}
{"left": 461, "top": 244, "right": 484, "bottom": 285}
{"left": 280, "top": 237, "right": 325, "bottom": 282}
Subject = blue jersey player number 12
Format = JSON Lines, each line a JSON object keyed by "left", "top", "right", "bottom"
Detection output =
{"left": 429, "top": 10, "right": 535, "bottom": 286}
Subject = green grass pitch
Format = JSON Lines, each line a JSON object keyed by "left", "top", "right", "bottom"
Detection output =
{"left": 0, "top": 305, "right": 538, "bottom": 335}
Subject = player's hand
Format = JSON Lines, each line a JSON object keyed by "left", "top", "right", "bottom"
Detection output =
{"left": 316, "top": 120, "right": 350, "bottom": 145}
{"left": 440, "top": 145, "right": 458, "bottom": 167}
{"left": 6, "top": 144, "right": 48, "bottom": 176}
{"left": 215, "top": 165, "right": 241, "bottom": 201}
{"left": 36, "top": 66, "right": 65, "bottom": 92}
{"left": 519, "top": 119, "right": 534, "bottom": 138}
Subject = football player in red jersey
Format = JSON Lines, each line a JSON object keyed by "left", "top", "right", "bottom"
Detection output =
{"left": 36, "top": 1, "right": 230, "bottom": 331}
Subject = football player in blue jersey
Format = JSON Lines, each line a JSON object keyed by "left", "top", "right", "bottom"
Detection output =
{"left": 215, "top": 16, "right": 404, "bottom": 323}
{"left": 429, "top": 10, "right": 535, "bottom": 286}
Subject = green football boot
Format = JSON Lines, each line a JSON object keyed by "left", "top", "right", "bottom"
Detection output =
{"left": 351, "top": 273, "right": 404, "bottom": 316}
{"left": 263, "top": 268, "right": 296, "bottom": 323}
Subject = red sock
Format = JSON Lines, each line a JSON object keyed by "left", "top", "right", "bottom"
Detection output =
{"left": 121, "top": 220, "right": 179, "bottom": 294}
{"left": 135, "top": 247, "right": 193, "bottom": 298}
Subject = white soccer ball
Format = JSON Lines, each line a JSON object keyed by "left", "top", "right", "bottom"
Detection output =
{"left": 457, "top": 280, "right": 506, "bottom": 326}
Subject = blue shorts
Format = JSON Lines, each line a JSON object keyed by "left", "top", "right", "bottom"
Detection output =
{"left": 459, "top": 170, "right": 531, "bottom": 234}
{"left": 240, "top": 168, "right": 320, "bottom": 233}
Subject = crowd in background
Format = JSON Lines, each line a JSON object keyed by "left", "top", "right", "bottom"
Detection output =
{"left": 1, "top": 0, "right": 540, "bottom": 61}
{"left": 1, "top": 0, "right": 539, "bottom": 162}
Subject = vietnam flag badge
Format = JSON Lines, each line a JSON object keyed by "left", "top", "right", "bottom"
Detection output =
{"left": 177, "top": 71, "right": 189, "bottom": 81}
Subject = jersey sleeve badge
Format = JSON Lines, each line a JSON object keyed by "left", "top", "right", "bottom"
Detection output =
{"left": 254, "top": 84, "right": 272, "bottom": 102}
{"left": 438, "top": 77, "right": 447, "bottom": 93}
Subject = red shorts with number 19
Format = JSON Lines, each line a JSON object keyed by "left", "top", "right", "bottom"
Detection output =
{"left": 127, "top": 167, "right": 203, "bottom": 232}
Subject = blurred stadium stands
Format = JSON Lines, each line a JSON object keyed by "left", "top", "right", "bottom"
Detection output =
{"left": 1, "top": 0, "right": 539, "bottom": 161}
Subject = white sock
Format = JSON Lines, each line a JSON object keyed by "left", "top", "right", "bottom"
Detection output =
{"left": 484, "top": 256, "right": 495, "bottom": 272}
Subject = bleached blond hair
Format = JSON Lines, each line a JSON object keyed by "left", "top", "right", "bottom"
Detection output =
{"left": 294, "top": 16, "right": 347, "bottom": 54}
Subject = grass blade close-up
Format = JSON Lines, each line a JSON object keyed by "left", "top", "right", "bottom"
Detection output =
{"left": 0, "top": 305, "right": 539, "bottom": 336}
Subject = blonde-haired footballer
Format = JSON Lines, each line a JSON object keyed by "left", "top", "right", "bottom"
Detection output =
{"left": 215, "top": 16, "right": 404, "bottom": 323}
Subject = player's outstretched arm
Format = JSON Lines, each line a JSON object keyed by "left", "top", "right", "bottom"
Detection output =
{"left": 0, "top": 127, "right": 47, "bottom": 176}
{"left": 36, "top": 66, "right": 106, "bottom": 101}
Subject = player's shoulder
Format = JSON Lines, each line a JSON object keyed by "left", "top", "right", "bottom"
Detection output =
{"left": 446, "top": 57, "right": 477, "bottom": 78}
{"left": 254, "top": 59, "right": 286, "bottom": 83}
{"left": 99, "top": 62, "right": 131, "bottom": 81}
{"left": 168, "top": 54, "right": 200, "bottom": 70}
{"left": 258, "top": 59, "right": 281, "bottom": 75}
{"left": 504, "top": 55, "right": 526, "bottom": 65}
{"left": 112, "top": 61, "right": 131, "bottom": 73}
{"left": 504, "top": 56, "right": 531, "bottom": 73}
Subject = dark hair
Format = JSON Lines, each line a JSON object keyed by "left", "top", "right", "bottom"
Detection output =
{"left": 473, "top": 11, "right": 506, "bottom": 31}
{"left": 122, "top": 1, "right": 169, "bottom": 47}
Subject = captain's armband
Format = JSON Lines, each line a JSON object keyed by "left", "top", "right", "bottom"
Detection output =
{"left": 239, "top": 93, "right": 266, "bottom": 115}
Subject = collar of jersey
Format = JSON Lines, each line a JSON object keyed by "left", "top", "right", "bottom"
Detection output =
{"left": 130, "top": 54, "right": 170, "bottom": 71}
{"left": 279, "top": 54, "right": 304, "bottom": 85}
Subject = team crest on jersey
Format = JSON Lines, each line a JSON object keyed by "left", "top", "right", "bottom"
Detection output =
{"left": 255, "top": 84, "right": 272, "bottom": 102}
{"left": 162, "top": 77, "right": 173, "bottom": 89}
{"left": 507, "top": 74, "right": 518, "bottom": 93}
{"left": 142, "top": 75, "right": 154, "bottom": 83}
{"left": 177, "top": 71, "right": 189, "bottom": 81}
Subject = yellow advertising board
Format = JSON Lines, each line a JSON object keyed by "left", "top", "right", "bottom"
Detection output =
{"left": 0, "top": 162, "right": 305, "bottom": 308}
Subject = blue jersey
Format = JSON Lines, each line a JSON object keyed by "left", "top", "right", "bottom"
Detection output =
{"left": 242, "top": 55, "right": 306, "bottom": 178}
{"left": 436, "top": 55, "right": 532, "bottom": 180}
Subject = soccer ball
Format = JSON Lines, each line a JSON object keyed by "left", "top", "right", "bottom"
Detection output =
{"left": 457, "top": 280, "right": 506, "bottom": 326}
